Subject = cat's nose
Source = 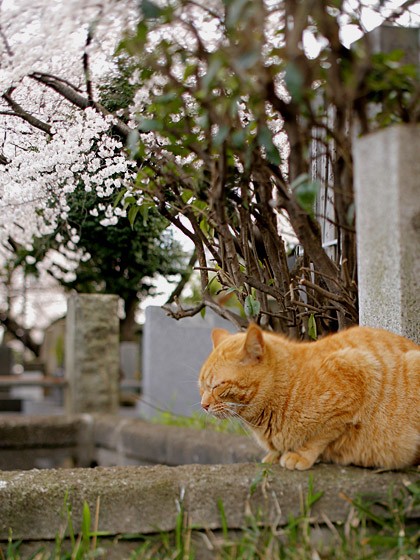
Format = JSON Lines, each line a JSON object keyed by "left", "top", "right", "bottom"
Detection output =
{"left": 201, "top": 400, "right": 210, "bottom": 411}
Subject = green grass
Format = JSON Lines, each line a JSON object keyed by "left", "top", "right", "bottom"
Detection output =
{"left": 2, "top": 477, "right": 419, "bottom": 560}
{"left": 151, "top": 410, "right": 248, "bottom": 435}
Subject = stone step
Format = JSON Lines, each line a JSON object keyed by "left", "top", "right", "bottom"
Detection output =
{"left": 1, "top": 463, "right": 419, "bottom": 541}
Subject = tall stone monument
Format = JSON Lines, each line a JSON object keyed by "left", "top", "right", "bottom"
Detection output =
{"left": 65, "top": 294, "right": 120, "bottom": 413}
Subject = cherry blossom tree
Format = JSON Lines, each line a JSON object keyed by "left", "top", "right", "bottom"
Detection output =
{"left": 0, "top": 0, "right": 166, "bottom": 348}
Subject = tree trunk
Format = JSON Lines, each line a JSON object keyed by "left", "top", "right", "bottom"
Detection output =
{"left": 120, "top": 294, "right": 139, "bottom": 342}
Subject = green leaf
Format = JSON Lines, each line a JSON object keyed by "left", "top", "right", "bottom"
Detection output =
{"left": 217, "top": 499, "right": 229, "bottom": 538}
{"left": 193, "top": 199, "right": 207, "bottom": 212}
{"left": 164, "top": 144, "right": 190, "bottom": 157}
{"left": 202, "top": 56, "right": 223, "bottom": 91}
{"left": 212, "top": 124, "right": 230, "bottom": 147}
{"left": 237, "top": 49, "right": 260, "bottom": 70}
{"left": 292, "top": 175, "right": 319, "bottom": 217}
{"left": 257, "top": 125, "right": 281, "bottom": 166}
{"left": 365, "top": 535, "right": 401, "bottom": 548}
{"left": 244, "top": 294, "right": 260, "bottom": 318}
{"left": 136, "top": 20, "right": 148, "bottom": 44}
{"left": 231, "top": 129, "right": 247, "bottom": 149}
{"left": 81, "top": 501, "right": 91, "bottom": 548}
{"left": 249, "top": 466, "right": 270, "bottom": 496}
{"left": 226, "top": 0, "right": 249, "bottom": 28}
{"left": 139, "top": 203, "right": 151, "bottom": 226}
{"left": 405, "top": 481, "right": 420, "bottom": 497}
{"left": 285, "top": 62, "right": 304, "bottom": 102}
{"left": 123, "top": 195, "right": 136, "bottom": 210}
{"left": 199, "top": 217, "right": 210, "bottom": 235}
{"left": 113, "top": 187, "right": 127, "bottom": 208}
{"left": 119, "top": 21, "right": 148, "bottom": 53}
{"left": 138, "top": 118, "right": 164, "bottom": 132}
{"left": 351, "top": 497, "right": 388, "bottom": 527}
{"left": 305, "top": 474, "right": 324, "bottom": 513}
{"left": 225, "top": 286, "right": 239, "bottom": 295}
{"left": 196, "top": 113, "right": 209, "bottom": 129}
{"left": 181, "top": 189, "right": 194, "bottom": 204}
{"left": 141, "top": 0, "right": 162, "bottom": 19}
{"left": 155, "top": 92, "right": 179, "bottom": 104}
{"left": 128, "top": 205, "right": 140, "bottom": 228}
{"left": 183, "top": 63, "right": 197, "bottom": 81}
{"left": 308, "top": 314, "right": 317, "bottom": 340}
{"left": 127, "top": 129, "right": 140, "bottom": 157}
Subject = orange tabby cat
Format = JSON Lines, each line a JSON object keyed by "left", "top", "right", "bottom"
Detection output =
{"left": 199, "top": 323, "right": 420, "bottom": 470}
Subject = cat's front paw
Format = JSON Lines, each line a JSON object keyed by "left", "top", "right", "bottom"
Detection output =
{"left": 280, "top": 451, "right": 313, "bottom": 471}
{"left": 262, "top": 451, "right": 281, "bottom": 464}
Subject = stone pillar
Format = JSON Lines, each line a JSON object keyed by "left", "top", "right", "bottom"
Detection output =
{"left": 354, "top": 124, "right": 420, "bottom": 344}
{"left": 65, "top": 294, "right": 120, "bottom": 413}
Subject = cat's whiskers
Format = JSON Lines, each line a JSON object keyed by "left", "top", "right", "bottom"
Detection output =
{"left": 227, "top": 408, "right": 260, "bottom": 430}
{"left": 223, "top": 401, "right": 251, "bottom": 408}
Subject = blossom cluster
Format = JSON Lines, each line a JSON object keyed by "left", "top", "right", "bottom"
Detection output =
{"left": 0, "top": 107, "right": 136, "bottom": 277}
{"left": 0, "top": 0, "right": 138, "bottom": 93}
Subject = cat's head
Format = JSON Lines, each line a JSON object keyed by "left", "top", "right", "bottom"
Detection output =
{"left": 198, "top": 323, "right": 266, "bottom": 419}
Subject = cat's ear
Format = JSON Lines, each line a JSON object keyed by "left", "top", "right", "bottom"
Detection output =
{"left": 212, "top": 328, "right": 231, "bottom": 348}
{"left": 243, "top": 323, "right": 264, "bottom": 361}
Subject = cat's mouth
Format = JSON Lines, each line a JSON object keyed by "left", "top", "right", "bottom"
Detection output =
{"left": 206, "top": 404, "right": 232, "bottom": 418}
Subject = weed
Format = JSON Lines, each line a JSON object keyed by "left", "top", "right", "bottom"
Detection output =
{"left": 152, "top": 410, "right": 247, "bottom": 435}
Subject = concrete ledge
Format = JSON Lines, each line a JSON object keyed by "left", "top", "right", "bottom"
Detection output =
{"left": 1, "top": 464, "right": 419, "bottom": 540}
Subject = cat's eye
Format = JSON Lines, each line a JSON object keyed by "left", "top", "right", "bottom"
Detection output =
{"left": 213, "top": 382, "right": 232, "bottom": 399}
{"left": 211, "top": 381, "right": 227, "bottom": 391}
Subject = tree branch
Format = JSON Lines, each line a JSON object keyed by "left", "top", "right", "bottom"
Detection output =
{"left": 2, "top": 88, "right": 53, "bottom": 135}
{"left": 0, "top": 312, "right": 41, "bottom": 357}
{"left": 30, "top": 72, "right": 132, "bottom": 139}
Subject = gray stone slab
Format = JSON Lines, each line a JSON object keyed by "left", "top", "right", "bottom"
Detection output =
{"left": 0, "top": 463, "right": 418, "bottom": 540}
{"left": 139, "top": 306, "right": 236, "bottom": 418}
{"left": 354, "top": 124, "right": 420, "bottom": 344}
